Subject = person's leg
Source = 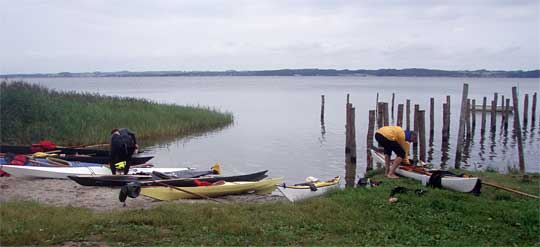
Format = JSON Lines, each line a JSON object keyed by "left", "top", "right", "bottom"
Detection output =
{"left": 123, "top": 158, "right": 131, "bottom": 175}
{"left": 388, "top": 156, "right": 402, "bottom": 178}
{"left": 109, "top": 154, "right": 119, "bottom": 175}
{"left": 384, "top": 154, "right": 391, "bottom": 176}
{"left": 123, "top": 148, "right": 135, "bottom": 175}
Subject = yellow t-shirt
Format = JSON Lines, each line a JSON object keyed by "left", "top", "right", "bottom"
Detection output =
{"left": 376, "top": 126, "right": 410, "bottom": 164}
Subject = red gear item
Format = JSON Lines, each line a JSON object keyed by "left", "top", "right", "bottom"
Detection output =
{"left": 193, "top": 179, "right": 212, "bottom": 186}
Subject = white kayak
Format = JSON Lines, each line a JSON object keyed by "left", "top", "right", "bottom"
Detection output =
{"left": 370, "top": 149, "right": 481, "bottom": 193}
{"left": 278, "top": 176, "right": 341, "bottom": 202}
{"left": 0, "top": 165, "right": 190, "bottom": 179}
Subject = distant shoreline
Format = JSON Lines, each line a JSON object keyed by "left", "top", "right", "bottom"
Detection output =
{"left": 3, "top": 68, "right": 539, "bottom": 78}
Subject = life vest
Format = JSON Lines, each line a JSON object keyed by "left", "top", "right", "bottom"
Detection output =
{"left": 115, "top": 161, "right": 126, "bottom": 170}
{"left": 30, "top": 141, "right": 57, "bottom": 153}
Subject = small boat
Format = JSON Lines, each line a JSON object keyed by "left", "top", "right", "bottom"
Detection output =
{"left": 0, "top": 164, "right": 189, "bottom": 179}
{"left": 0, "top": 144, "right": 152, "bottom": 165}
{"left": 140, "top": 177, "right": 283, "bottom": 201}
{"left": 278, "top": 176, "right": 341, "bottom": 202}
{"left": 69, "top": 170, "right": 268, "bottom": 187}
{"left": 0, "top": 144, "right": 111, "bottom": 156}
{"left": 56, "top": 154, "right": 153, "bottom": 165}
{"left": 1, "top": 157, "right": 102, "bottom": 167}
{"left": 370, "top": 149, "right": 481, "bottom": 193}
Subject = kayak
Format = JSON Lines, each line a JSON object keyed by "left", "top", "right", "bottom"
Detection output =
{"left": 0, "top": 144, "right": 111, "bottom": 156}
{"left": 56, "top": 155, "right": 153, "bottom": 165}
{"left": 1, "top": 157, "right": 103, "bottom": 167}
{"left": 277, "top": 176, "right": 341, "bottom": 202}
{"left": 370, "top": 149, "right": 481, "bottom": 193}
{"left": 0, "top": 145, "right": 153, "bottom": 165}
{"left": 69, "top": 170, "right": 268, "bottom": 187}
{"left": 0, "top": 164, "right": 190, "bottom": 179}
{"left": 140, "top": 177, "right": 283, "bottom": 201}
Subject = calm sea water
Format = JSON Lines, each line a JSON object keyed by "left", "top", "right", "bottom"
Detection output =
{"left": 22, "top": 76, "right": 540, "bottom": 182}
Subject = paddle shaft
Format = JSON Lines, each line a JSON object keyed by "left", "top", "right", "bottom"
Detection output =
{"left": 152, "top": 180, "right": 225, "bottom": 203}
{"left": 482, "top": 181, "right": 539, "bottom": 199}
{"left": 27, "top": 158, "right": 68, "bottom": 167}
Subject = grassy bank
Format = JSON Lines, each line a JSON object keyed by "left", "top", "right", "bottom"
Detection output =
{"left": 0, "top": 80, "right": 233, "bottom": 145}
{"left": 1, "top": 171, "right": 538, "bottom": 246}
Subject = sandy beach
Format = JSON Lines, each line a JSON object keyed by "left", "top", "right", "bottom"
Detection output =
{"left": 0, "top": 177, "right": 286, "bottom": 212}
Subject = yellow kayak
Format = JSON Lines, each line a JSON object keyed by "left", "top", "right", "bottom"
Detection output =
{"left": 141, "top": 177, "right": 283, "bottom": 201}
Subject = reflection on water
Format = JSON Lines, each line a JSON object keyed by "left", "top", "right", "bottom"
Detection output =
{"left": 21, "top": 76, "right": 540, "bottom": 182}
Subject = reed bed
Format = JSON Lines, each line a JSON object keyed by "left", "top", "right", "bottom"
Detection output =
{"left": 0, "top": 80, "right": 233, "bottom": 145}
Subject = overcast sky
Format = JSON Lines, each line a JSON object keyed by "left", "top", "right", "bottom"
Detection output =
{"left": 1, "top": 0, "right": 539, "bottom": 74}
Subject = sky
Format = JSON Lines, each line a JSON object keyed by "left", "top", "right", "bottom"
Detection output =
{"left": 1, "top": 0, "right": 539, "bottom": 74}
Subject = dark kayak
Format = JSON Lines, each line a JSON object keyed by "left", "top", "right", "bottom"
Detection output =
{"left": 58, "top": 155, "right": 153, "bottom": 165}
{"left": 68, "top": 170, "right": 268, "bottom": 187}
{"left": 0, "top": 144, "right": 110, "bottom": 156}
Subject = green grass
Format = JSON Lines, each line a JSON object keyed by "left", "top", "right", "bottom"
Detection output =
{"left": 0, "top": 80, "right": 233, "bottom": 145}
{"left": 1, "top": 171, "right": 538, "bottom": 246}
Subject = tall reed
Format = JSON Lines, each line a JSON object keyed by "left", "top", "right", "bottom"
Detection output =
{"left": 0, "top": 80, "right": 233, "bottom": 145}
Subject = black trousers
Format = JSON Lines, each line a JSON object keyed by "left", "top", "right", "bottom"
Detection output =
{"left": 375, "top": 132, "right": 406, "bottom": 159}
{"left": 110, "top": 148, "right": 135, "bottom": 175}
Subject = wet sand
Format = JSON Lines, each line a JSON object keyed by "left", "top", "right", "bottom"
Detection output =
{"left": 0, "top": 177, "right": 286, "bottom": 212}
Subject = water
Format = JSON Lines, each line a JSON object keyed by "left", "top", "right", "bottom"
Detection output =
{"left": 19, "top": 76, "right": 540, "bottom": 182}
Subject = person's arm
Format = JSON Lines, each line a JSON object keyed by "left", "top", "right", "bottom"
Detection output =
{"left": 395, "top": 132, "right": 410, "bottom": 165}
{"left": 401, "top": 142, "right": 410, "bottom": 165}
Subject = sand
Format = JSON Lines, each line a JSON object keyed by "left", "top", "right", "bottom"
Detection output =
{"left": 0, "top": 177, "right": 286, "bottom": 212}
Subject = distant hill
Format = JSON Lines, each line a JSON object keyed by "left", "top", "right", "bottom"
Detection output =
{"left": 2, "top": 68, "right": 539, "bottom": 78}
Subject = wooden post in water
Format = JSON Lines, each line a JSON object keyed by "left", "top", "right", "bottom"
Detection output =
{"left": 446, "top": 96, "right": 451, "bottom": 138}
{"left": 397, "top": 104, "right": 404, "bottom": 127}
{"left": 490, "top": 92, "right": 498, "bottom": 132}
{"left": 429, "top": 97, "right": 434, "bottom": 143}
{"left": 413, "top": 104, "right": 419, "bottom": 163}
{"left": 320, "top": 95, "right": 325, "bottom": 124}
{"left": 481, "top": 97, "right": 487, "bottom": 134}
{"left": 504, "top": 98, "right": 511, "bottom": 130}
{"left": 366, "top": 110, "right": 375, "bottom": 171}
{"left": 471, "top": 99, "right": 476, "bottom": 133}
{"left": 345, "top": 103, "right": 357, "bottom": 188}
{"left": 419, "top": 110, "right": 426, "bottom": 162}
{"left": 523, "top": 94, "right": 529, "bottom": 127}
{"left": 532, "top": 92, "right": 537, "bottom": 126}
{"left": 511, "top": 87, "right": 525, "bottom": 172}
{"left": 391, "top": 93, "right": 395, "bottom": 124}
{"left": 383, "top": 102, "right": 390, "bottom": 126}
{"left": 377, "top": 102, "right": 385, "bottom": 129}
{"left": 455, "top": 83, "right": 469, "bottom": 169}
{"left": 466, "top": 99, "right": 471, "bottom": 139}
{"left": 406, "top": 99, "right": 411, "bottom": 130}
{"left": 442, "top": 103, "right": 449, "bottom": 144}
{"left": 500, "top": 95, "right": 505, "bottom": 127}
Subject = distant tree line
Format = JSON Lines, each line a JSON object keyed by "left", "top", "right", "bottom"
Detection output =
{"left": 3, "top": 68, "right": 539, "bottom": 78}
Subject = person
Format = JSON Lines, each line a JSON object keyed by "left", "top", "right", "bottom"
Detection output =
{"left": 109, "top": 128, "right": 139, "bottom": 175}
{"left": 374, "top": 126, "right": 416, "bottom": 179}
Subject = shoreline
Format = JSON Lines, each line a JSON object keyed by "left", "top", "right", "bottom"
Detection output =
{"left": 0, "top": 177, "right": 286, "bottom": 212}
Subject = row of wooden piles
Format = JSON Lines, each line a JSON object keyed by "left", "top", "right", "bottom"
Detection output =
{"left": 331, "top": 84, "right": 538, "bottom": 188}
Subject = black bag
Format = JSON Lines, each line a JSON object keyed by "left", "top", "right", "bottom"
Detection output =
{"left": 119, "top": 182, "right": 142, "bottom": 203}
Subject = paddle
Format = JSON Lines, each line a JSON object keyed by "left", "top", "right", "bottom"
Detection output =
{"left": 46, "top": 157, "right": 71, "bottom": 166}
{"left": 27, "top": 158, "right": 68, "bottom": 167}
{"left": 151, "top": 179, "right": 226, "bottom": 204}
{"left": 482, "top": 181, "right": 540, "bottom": 199}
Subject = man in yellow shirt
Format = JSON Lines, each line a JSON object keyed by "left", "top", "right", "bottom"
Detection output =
{"left": 375, "top": 126, "right": 416, "bottom": 179}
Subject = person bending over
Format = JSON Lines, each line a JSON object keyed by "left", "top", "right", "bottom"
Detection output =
{"left": 374, "top": 126, "right": 416, "bottom": 179}
{"left": 109, "top": 128, "right": 138, "bottom": 175}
